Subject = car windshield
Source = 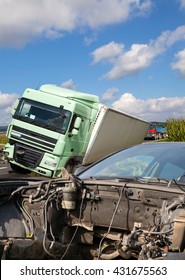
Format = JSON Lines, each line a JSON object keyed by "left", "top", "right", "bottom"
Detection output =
{"left": 14, "top": 98, "right": 72, "bottom": 134}
{"left": 78, "top": 143, "right": 185, "bottom": 182}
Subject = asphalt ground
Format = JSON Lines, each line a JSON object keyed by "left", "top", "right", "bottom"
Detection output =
{"left": 0, "top": 160, "right": 29, "bottom": 178}
{"left": 0, "top": 150, "right": 45, "bottom": 179}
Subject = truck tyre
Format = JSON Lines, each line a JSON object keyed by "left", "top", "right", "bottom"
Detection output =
{"left": 65, "top": 160, "right": 74, "bottom": 174}
{"left": 158, "top": 133, "right": 162, "bottom": 139}
{"left": 10, "top": 163, "right": 31, "bottom": 174}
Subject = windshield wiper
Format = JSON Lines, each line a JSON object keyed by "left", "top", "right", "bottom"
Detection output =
{"left": 114, "top": 177, "right": 172, "bottom": 185}
{"left": 16, "top": 116, "right": 38, "bottom": 125}
{"left": 167, "top": 178, "right": 185, "bottom": 192}
{"left": 138, "top": 177, "right": 185, "bottom": 191}
{"left": 81, "top": 176, "right": 142, "bottom": 182}
{"left": 137, "top": 177, "right": 169, "bottom": 184}
{"left": 41, "top": 124, "right": 63, "bottom": 133}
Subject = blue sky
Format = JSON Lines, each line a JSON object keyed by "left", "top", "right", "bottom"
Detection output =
{"left": 0, "top": 0, "right": 185, "bottom": 125}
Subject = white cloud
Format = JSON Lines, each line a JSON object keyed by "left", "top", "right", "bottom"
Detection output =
{"left": 84, "top": 33, "right": 97, "bottom": 46}
{"left": 92, "top": 41, "right": 124, "bottom": 64}
{"left": 0, "top": 109, "right": 12, "bottom": 126}
{"left": 179, "top": 0, "right": 185, "bottom": 9}
{"left": 0, "top": 92, "right": 19, "bottom": 109}
{"left": 171, "top": 49, "right": 185, "bottom": 77}
{"left": 112, "top": 93, "right": 185, "bottom": 121}
{"left": 0, "top": 92, "right": 20, "bottom": 126}
{"left": 102, "top": 87, "right": 119, "bottom": 101}
{"left": 0, "top": 0, "right": 152, "bottom": 47}
{"left": 61, "top": 79, "right": 77, "bottom": 90}
{"left": 91, "top": 25, "right": 185, "bottom": 79}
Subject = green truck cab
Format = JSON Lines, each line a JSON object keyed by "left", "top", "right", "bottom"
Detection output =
{"left": 4, "top": 84, "right": 99, "bottom": 177}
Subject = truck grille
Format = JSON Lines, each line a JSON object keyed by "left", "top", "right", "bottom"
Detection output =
{"left": 11, "top": 125, "right": 57, "bottom": 153}
{"left": 14, "top": 143, "right": 43, "bottom": 168}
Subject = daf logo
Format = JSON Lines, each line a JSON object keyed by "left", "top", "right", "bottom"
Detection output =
{"left": 16, "top": 149, "right": 25, "bottom": 157}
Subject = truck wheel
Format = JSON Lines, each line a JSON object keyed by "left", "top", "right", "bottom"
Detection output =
{"left": 158, "top": 133, "right": 162, "bottom": 139}
{"left": 10, "top": 163, "right": 31, "bottom": 174}
{"left": 155, "top": 133, "right": 162, "bottom": 140}
{"left": 65, "top": 160, "right": 75, "bottom": 174}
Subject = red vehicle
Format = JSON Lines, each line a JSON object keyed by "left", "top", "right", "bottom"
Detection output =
{"left": 145, "top": 123, "right": 168, "bottom": 140}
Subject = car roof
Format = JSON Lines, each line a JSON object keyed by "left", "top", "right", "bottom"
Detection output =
{"left": 142, "top": 141, "right": 185, "bottom": 147}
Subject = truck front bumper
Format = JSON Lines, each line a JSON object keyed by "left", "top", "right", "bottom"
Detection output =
{"left": 4, "top": 142, "right": 60, "bottom": 178}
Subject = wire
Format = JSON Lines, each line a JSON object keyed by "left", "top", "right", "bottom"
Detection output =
{"left": 97, "top": 185, "right": 125, "bottom": 259}
{"left": 42, "top": 190, "right": 58, "bottom": 259}
{"left": 143, "top": 227, "right": 174, "bottom": 235}
{"left": 60, "top": 188, "right": 86, "bottom": 260}
{"left": 30, "top": 180, "right": 54, "bottom": 202}
{"left": 173, "top": 179, "right": 185, "bottom": 193}
{"left": 17, "top": 199, "right": 34, "bottom": 238}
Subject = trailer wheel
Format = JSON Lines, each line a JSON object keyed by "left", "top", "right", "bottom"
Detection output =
{"left": 10, "top": 163, "right": 31, "bottom": 174}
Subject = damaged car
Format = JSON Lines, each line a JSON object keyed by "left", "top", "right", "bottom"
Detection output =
{"left": 0, "top": 142, "right": 185, "bottom": 260}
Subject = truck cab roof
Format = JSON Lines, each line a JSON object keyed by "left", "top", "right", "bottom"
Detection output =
{"left": 39, "top": 84, "right": 99, "bottom": 105}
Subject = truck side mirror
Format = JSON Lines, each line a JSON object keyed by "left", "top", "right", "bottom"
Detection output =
{"left": 73, "top": 117, "right": 82, "bottom": 129}
{"left": 11, "top": 98, "right": 20, "bottom": 115}
{"left": 71, "top": 128, "right": 79, "bottom": 135}
{"left": 71, "top": 117, "right": 82, "bottom": 135}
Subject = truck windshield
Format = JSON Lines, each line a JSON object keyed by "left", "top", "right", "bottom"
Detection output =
{"left": 149, "top": 124, "right": 155, "bottom": 130}
{"left": 14, "top": 98, "right": 72, "bottom": 134}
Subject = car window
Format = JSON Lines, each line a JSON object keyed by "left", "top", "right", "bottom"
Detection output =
{"left": 78, "top": 144, "right": 185, "bottom": 181}
{"left": 159, "top": 162, "right": 184, "bottom": 180}
{"left": 96, "top": 155, "right": 154, "bottom": 177}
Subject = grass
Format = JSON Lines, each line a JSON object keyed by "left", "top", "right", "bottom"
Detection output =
{"left": 0, "top": 133, "right": 7, "bottom": 144}
{"left": 166, "top": 118, "right": 185, "bottom": 141}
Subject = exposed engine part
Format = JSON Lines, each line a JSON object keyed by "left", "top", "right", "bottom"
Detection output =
{"left": 61, "top": 182, "right": 77, "bottom": 209}
{"left": 0, "top": 177, "right": 185, "bottom": 260}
